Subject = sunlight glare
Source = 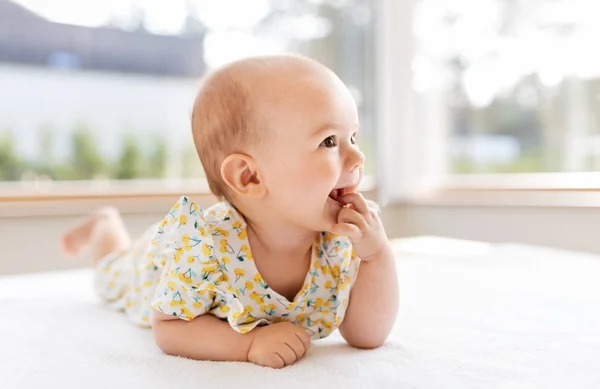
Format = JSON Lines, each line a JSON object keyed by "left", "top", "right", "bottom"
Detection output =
{"left": 191, "top": 0, "right": 270, "bottom": 31}
{"left": 15, "top": 0, "right": 113, "bottom": 27}
{"left": 203, "top": 31, "right": 285, "bottom": 69}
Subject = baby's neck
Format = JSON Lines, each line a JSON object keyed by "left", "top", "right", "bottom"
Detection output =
{"left": 244, "top": 216, "right": 317, "bottom": 301}
{"left": 244, "top": 216, "right": 317, "bottom": 261}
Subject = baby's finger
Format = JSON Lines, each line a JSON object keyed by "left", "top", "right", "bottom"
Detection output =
{"left": 337, "top": 192, "right": 369, "bottom": 214}
{"left": 294, "top": 329, "right": 312, "bottom": 354}
{"left": 263, "top": 353, "right": 286, "bottom": 369}
{"left": 330, "top": 223, "right": 361, "bottom": 238}
{"left": 365, "top": 199, "right": 381, "bottom": 214}
{"left": 285, "top": 335, "right": 306, "bottom": 359}
{"left": 276, "top": 343, "right": 297, "bottom": 366}
{"left": 337, "top": 206, "right": 366, "bottom": 230}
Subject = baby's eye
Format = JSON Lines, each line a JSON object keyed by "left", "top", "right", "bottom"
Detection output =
{"left": 350, "top": 134, "right": 357, "bottom": 145}
{"left": 320, "top": 136, "right": 337, "bottom": 148}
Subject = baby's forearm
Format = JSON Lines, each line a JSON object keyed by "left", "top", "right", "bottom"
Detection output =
{"left": 152, "top": 312, "right": 254, "bottom": 361}
{"left": 339, "top": 243, "right": 399, "bottom": 348}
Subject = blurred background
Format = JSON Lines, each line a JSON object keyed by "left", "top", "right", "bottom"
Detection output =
{"left": 414, "top": 0, "right": 600, "bottom": 174}
{"left": 1, "top": 0, "right": 599, "bottom": 186}
{"left": 0, "top": 0, "right": 377, "bottom": 186}
{"left": 1, "top": 0, "right": 599, "bottom": 275}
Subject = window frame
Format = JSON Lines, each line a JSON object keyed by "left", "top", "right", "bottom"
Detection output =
{"left": 0, "top": 2, "right": 380, "bottom": 212}
{"left": 2, "top": 0, "right": 599, "bottom": 212}
{"left": 375, "top": 0, "right": 600, "bottom": 208}
{"left": 0, "top": 176, "right": 377, "bottom": 217}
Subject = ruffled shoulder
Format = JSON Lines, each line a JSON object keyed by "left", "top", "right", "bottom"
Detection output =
{"left": 149, "top": 196, "right": 234, "bottom": 321}
{"left": 313, "top": 232, "right": 360, "bottom": 327}
{"left": 318, "top": 231, "right": 360, "bottom": 290}
{"left": 148, "top": 196, "right": 212, "bottom": 268}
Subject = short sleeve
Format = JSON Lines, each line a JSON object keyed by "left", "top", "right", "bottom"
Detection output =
{"left": 149, "top": 196, "right": 225, "bottom": 321}
{"left": 332, "top": 235, "right": 361, "bottom": 290}
{"left": 320, "top": 233, "right": 361, "bottom": 326}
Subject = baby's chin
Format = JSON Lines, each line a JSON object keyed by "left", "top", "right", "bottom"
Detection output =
{"left": 320, "top": 199, "right": 342, "bottom": 231}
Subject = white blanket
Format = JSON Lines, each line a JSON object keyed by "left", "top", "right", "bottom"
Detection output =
{"left": 2, "top": 237, "right": 600, "bottom": 389}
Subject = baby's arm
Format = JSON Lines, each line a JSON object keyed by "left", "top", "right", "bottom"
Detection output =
{"left": 338, "top": 244, "right": 398, "bottom": 349}
{"left": 152, "top": 311, "right": 311, "bottom": 368}
{"left": 152, "top": 311, "right": 252, "bottom": 361}
{"left": 329, "top": 194, "right": 399, "bottom": 349}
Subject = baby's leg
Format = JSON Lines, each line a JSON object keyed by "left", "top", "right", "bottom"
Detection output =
{"left": 61, "top": 207, "right": 131, "bottom": 264}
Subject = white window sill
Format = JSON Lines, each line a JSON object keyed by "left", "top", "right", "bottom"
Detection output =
{"left": 441, "top": 172, "right": 600, "bottom": 191}
{"left": 0, "top": 178, "right": 211, "bottom": 201}
{"left": 409, "top": 188, "right": 600, "bottom": 208}
{"left": 0, "top": 177, "right": 377, "bottom": 217}
{"left": 0, "top": 179, "right": 214, "bottom": 217}
{"left": 403, "top": 172, "right": 600, "bottom": 208}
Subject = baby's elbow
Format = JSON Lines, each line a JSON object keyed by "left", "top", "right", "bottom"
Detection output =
{"left": 340, "top": 325, "right": 388, "bottom": 349}
{"left": 152, "top": 315, "right": 179, "bottom": 356}
{"left": 346, "top": 335, "right": 387, "bottom": 350}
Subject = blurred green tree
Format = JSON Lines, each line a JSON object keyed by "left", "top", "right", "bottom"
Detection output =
{"left": 70, "top": 124, "right": 106, "bottom": 180}
{"left": 147, "top": 134, "right": 168, "bottom": 178}
{"left": 114, "top": 133, "right": 144, "bottom": 179}
{"left": 0, "top": 131, "right": 24, "bottom": 180}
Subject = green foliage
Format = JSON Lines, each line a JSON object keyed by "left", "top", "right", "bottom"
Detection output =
{"left": 0, "top": 131, "right": 24, "bottom": 180}
{"left": 147, "top": 134, "right": 168, "bottom": 178}
{"left": 114, "top": 133, "right": 144, "bottom": 180}
{"left": 0, "top": 126, "right": 189, "bottom": 182}
{"left": 70, "top": 123, "right": 106, "bottom": 179}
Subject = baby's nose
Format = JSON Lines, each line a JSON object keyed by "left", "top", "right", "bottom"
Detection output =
{"left": 349, "top": 147, "right": 365, "bottom": 170}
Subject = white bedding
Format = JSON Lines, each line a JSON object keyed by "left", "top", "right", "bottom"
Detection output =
{"left": 2, "top": 236, "right": 600, "bottom": 389}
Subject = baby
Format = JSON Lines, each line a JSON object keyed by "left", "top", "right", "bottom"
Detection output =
{"left": 61, "top": 54, "right": 399, "bottom": 369}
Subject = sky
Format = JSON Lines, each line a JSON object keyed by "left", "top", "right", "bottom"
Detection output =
{"left": 412, "top": 0, "right": 600, "bottom": 106}
{"left": 12, "top": 0, "right": 600, "bottom": 106}
{"left": 14, "top": 0, "right": 270, "bottom": 34}
{"left": 13, "top": 0, "right": 278, "bottom": 68}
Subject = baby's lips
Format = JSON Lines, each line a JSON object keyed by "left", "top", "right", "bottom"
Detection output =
{"left": 345, "top": 182, "right": 361, "bottom": 195}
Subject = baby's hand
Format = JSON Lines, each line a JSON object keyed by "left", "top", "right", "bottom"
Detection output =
{"left": 247, "top": 322, "right": 311, "bottom": 368}
{"left": 329, "top": 193, "right": 388, "bottom": 261}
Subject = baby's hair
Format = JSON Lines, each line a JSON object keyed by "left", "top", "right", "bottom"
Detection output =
{"left": 191, "top": 54, "right": 323, "bottom": 200}
{"left": 191, "top": 61, "right": 258, "bottom": 200}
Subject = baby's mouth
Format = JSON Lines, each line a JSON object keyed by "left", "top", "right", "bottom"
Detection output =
{"left": 328, "top": 187, "right": 347, "bottom": 207}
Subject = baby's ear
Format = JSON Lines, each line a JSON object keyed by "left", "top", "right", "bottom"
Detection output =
{"left": 220, "top": 154, "right": 266, "bottom": 199}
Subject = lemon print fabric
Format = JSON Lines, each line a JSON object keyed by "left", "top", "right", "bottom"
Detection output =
{"left": 93, "top": 196, "right": 361, "bottom": 340}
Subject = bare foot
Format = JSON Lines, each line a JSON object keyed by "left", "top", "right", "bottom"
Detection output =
{"left": 61, "top": 212, "right": 103, "bottom": 256}
{"left": 61, "top": 207, "right": 131, "bottom": 264}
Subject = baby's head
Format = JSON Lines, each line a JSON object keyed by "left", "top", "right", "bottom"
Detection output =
{"left": 191, "top": 54, "right": 364, "bottom": 232}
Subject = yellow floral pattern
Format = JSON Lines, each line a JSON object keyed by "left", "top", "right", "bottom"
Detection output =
{"left": 94, "top": 196, "right": 360, "bottom": 339}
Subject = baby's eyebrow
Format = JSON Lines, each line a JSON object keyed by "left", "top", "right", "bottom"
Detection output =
{"left": 312, "top": 123, "right": 359, "bottom": 137}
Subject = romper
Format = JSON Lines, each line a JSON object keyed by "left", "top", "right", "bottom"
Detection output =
{"left": 94, "top": 196, "right": 361, "bottom": 339}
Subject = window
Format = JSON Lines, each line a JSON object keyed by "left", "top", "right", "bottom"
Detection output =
{"left": 0, "top": 0, "right": 376, "bottom": 195}
{"left": 373, "top": 0, "right": 599, "bottom": 206}
{"left": 414, "top": 0, "right": 600, "bottom": 175}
